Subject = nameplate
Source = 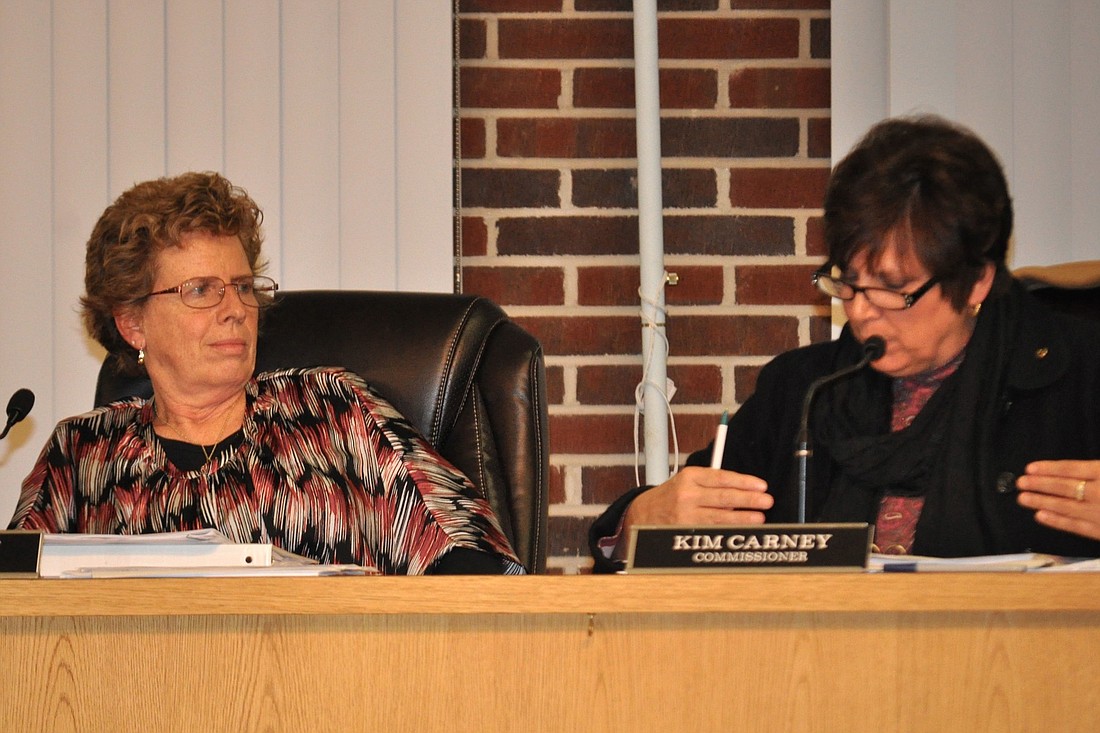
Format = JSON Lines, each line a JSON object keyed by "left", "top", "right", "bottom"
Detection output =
{"left": 624, "top": 523, "right": 872, "bottom": 573}
{"left": 0, "top": 530, "right": 43, "bottom": 577}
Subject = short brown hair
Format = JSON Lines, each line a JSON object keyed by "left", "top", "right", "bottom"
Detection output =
{"left": 82, "top": 171, "right": 266, "bottom": 372}
{"left": 823, "top": 115, "right": 1013, "bottom": 309}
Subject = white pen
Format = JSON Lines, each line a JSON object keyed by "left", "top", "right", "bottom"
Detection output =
{"left": 710, "top": 410, "right": 729, "bottom": 468}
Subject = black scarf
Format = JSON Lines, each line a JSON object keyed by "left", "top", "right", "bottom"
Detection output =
{"left": 813, "top": 276, "right": 1019, "bottom": 556}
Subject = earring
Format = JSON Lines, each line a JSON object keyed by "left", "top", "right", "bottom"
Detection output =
{"left": 137, "top": 348, "right": 145, "bottom": 365}
{"left": 970, "top": 302, "right": 982, "bottom": 317}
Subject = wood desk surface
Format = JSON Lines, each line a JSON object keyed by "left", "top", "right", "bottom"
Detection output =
{"left": 2, "top": 572, "right": 1099, "bottom": 732}
{"left": 2, "top": 570, "right": 1099, "bottom": 617}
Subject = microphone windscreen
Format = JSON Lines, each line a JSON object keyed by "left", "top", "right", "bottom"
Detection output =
{"left": 7, "top": 388, "right": 35, "bottom": 420}
{"left": 862, "top": 336, "right": 886, "bottom": 362}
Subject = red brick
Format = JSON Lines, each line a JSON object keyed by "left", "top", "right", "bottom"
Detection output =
{"left": 545, "top": 364, "right": 565, "bottom": 405}
{"left": 664, "top": 215, "right": 794, "bottom": 256}
{"left": 734, "top": 363, "right": 764, "bottom": 404}
{"left": 460, "top": 117, "right": 486, "bottom": 159}
{"left": 730, "top": 0, "right": 829, "bottom": 8}
{"left": 662, "top": 117, "right": 799, "bottom": 158}
{"left": 577, "top": 265, "right": 723, "bottom": 306}
{"left": 547, "top": 514, "right": 594, "bottom": 558}
{"left": 669, "top": 314, "right": 799, "bottom": 356}
{"left": 658, "top": 68, "right": 720, "bottom": 109}
{"left": 460, "top": 0, "right": 563, "bottom": 11}
{"left": 577, "top": 363, "right": 722, "bottom": 405}
{"left": 674, "top": 412, "right": 733, "bottom": 459}
{"left": 808, "top": 116, "right": 830, "bottom": 159}
{"left": 499, "top": 19, "right": 634, "bottom": 60}
{"left": 582, "top": 464, "right": 641, "bottom": 506}
{"left": 501, "top": 214, "right": 795, "bottom": 256}
{"left": 661, "top": 169, "right": 719, "bottom": 208}
{"left": 571, "top": 168, "right": 717, "bottom": 209}
{"left": 461, "top": 168, "right": 560, "bottom": 208}
{"left": 497, "top": 117, "right": 637, "bottom": 158}
{"left": 463, "top": 266, "right": 565, "bottom": 306}
{"left": 806, "top": 216, "right": 826, "bottom": 257}
{"left": 666, "top": 265, "right": 725, "bottom": 304}
{"left": 809, "top": 313, "right": 833, "bottom": 343}
{"left": 460, "top": 67, "right": 561, "bottom": 109}
{"left": 729, "top": 67, "right": 830, "bottom": 109}
{"left": 513, "top": 315, "right": 640, "bottom": 356}
{"left": 577, "top": 0, "right": 717, "bottom": 10}
{"left": 549, "top": 413, "right": 636, "bottom": 454}
{"left": 458, "top": 19, "right": 486, "bottom": 59}
{"left": 572, "top": 68, "right": 633, "bottom": 108}
{"left": 576, "top": 265, "right": 638, "bottom": 306}
{"left": 736, "top": 263, "right": 825, "bottom": 306}
{"left": 548, "top": 463, "right": 566, "bottom": 505}
{"left": 811, "top": 17, "right": 831, "bottom": 59}
{"left": 461, "top": 217, "right": 488, "bottom": 257}
{"left": 670, "top": 370, "right": 727, "bottom": 412}
{"left": 655, "top": 168, "right": 717, "bottom": 208}
{"left": 573, "top": 67, "right": 718, "bottom": 109}
{"left": 497, "top": 216, "right": 637, "bottom": 255}
{"left": 575, "top": 364, "right": 639, "bottom": 406}
{"left": 658, "top": 18, "right": 800, "bottom": 60}
{"left": 729, "top": 167, "right": 830, "bottom": 209}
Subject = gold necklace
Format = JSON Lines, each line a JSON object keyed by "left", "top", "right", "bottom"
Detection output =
{"left": 154, "top": 398, "right": 238, "bottom": 468}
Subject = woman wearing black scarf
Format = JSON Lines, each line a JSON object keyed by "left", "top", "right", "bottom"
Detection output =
{"left": 590, "top": 115, "right": 1100, "bottom": 572}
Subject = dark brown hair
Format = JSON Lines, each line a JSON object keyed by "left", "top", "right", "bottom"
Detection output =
{"left": 823, "top": 115, "right": 1013, "bottom": 309}
{"left": 82, "top": 171, "right": 266, "bottom": 372}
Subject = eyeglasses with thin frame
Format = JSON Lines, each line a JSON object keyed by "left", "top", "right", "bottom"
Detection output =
{"left": 143, "top": 276, "right": 279, "bottom": 309}
{"left": 812, "top": 271, "right": 940, "bottom": 310}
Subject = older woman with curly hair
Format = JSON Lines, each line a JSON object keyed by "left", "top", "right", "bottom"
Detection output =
{"left": 10, "top": 171, "right": 522, "bottom": 575}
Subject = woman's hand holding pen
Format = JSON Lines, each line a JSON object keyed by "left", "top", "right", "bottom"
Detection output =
{"left": 1016, "top": 459, "right": 1100, "bottom": 541}
{"left": 622, "top": 466, "right": 773, "bottom": 528}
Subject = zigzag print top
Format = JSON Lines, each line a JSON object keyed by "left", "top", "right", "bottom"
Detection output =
{"left": 10, "top": 367, "right": 524, "bottom": 575}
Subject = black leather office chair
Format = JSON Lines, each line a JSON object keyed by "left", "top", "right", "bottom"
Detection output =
{"left": 1015, "top": 260, "right": 1100, "bottom": 322}
{"left": 94, "top": 290, "right": 549, "bottom": 573}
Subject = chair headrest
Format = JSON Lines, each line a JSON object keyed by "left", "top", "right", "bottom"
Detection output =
{"left": 254, "top": 290, "right": 509, "bottom": 446}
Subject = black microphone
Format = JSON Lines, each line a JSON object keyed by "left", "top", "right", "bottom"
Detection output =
{"left": 0, "top": 388, "right": 35, "bottom": 440}
{"left": 794, "top": 336, "right": 885, "bottom": 522}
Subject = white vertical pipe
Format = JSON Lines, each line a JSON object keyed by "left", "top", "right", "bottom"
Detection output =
{"left": 632, "top": 1, "right": 670, "bottom": 485}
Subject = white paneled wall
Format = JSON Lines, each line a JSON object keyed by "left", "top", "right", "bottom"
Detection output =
{"left": 833, "top": 0, "right": 1100, "bottom": 267}
{"left": 0, "top": 0, "right": 452, "bottom": 519}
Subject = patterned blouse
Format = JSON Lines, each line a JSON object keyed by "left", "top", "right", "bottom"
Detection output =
{"left": 873, "top": 349, "right": 965, "bottom": 555}
{"left": 9, "top": 367, "right": 524, "bottom": 575}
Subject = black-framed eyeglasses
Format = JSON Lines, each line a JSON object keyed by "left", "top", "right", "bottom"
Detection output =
{"left": 813, "top": 271, "right": 940, "bottom": 311}
{"left": 143, "top": 276, "right": 279, "bottom": 309}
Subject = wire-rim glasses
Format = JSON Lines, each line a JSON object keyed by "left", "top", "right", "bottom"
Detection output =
{"left": 143, "top": 276, "right": 279, "bottom": 309}
{"left": 813, "top": 271, "right": 940, "bottom": 310}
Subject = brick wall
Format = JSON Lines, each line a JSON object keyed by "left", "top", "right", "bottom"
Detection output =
{"left": 457, "top": 0, "right": 832, "bottom": 573}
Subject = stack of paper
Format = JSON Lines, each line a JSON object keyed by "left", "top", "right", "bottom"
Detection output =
{"left": 868, "top": 552, "right": 1063, "bottom": 572}
{"left": 41, "top": 529, "right": 371, "bottom": 578}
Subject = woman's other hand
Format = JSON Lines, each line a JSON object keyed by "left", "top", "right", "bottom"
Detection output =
{"left": 1016, "top": 459, "right": 1100, "bottom": 541}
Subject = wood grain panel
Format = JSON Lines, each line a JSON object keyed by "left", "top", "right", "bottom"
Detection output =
{"left": 2, "top": 585, "right": 1098, "bottom": 733}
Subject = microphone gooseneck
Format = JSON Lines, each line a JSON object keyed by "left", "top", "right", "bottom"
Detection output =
{"left": 794, "top": 336, "right": 885, "bottom": 522}
{"left": 0, "top": 388, "right": 35, "bottom": 440}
